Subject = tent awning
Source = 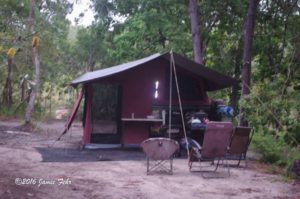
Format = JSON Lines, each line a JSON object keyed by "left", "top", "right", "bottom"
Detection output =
{"left": 71, "top": 52, "right": 238, "bottom": 91}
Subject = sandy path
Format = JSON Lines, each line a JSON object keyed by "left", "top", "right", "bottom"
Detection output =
{"left": 0, "top": 119, "right": 299, "bottom": 199}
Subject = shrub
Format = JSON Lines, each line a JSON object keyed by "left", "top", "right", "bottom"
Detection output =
{"left": 240, "top": 79, "right": 300, "bottom": 176}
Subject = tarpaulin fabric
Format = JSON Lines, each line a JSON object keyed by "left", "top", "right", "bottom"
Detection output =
{"left": 62, "top": 88, "right": 84, "bottom": 135}
{"left": 71, "top": 52, "right": 238, "bottom": 91}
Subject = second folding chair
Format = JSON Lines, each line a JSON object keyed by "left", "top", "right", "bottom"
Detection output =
{"left": 188, "top": 122, "right": 233, "bottom": 177}
{"left": 228, "top": 126, "right": 253, "bottom": 167}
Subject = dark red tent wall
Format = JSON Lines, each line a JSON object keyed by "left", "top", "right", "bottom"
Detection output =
{"left": 81, "top": 58, "right": 210, "bottom": 145}
{"left": 119, "top": 59, "right": 209, "bottom": 117}
{"left": 82, "top": 85, "right": 92, "bottom": 144}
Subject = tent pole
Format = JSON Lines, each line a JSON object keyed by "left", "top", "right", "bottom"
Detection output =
{"left": 170, "top": 51, "right": 190, "bottom": 159}
{"left": 49, "top": 87, "right": 84, "bottom": 147}
{"left": 168, "top": 50, "right": 173, "bottom": 139}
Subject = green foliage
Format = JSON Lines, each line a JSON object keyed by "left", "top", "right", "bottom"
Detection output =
{"left": 241, "top": 75, "right": 300, "bottom": 173}
{"left": 107, "top": 0, "right": 192, "bottom": 62}
{"left": 0, "top": 0, "right": 73, "bottom": 120}
{"left": 0, "top": 0, "right": 299, "bottom": 177}
{"left": 252, "top": 133, "right": 289, "bottom": 165}
{"left": 252, "top": 132, "right": 300, "bottom": 175}
{"left": 0, "top": 102, "right": 27, "bottom": 118}
{"left": 235, "top": 0, "right": 300, "bottom": 176}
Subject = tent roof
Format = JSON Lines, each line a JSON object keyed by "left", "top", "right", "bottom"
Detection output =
{"left": 71, "top": 52, "right": 238, "bottom": 91}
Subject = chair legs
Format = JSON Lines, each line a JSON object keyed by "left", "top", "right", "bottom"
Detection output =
{"left": 146, "top": 157, "right": 174, "bottom": 175}
{"left": 225, "top": 157, "right": 231, "bottom": 177}
{"left": 237, "top": 154, "right": 242, "bottom": 167}
{"left": 188, "top": 160, "right": 193, "bottom": 171}
{"left": 189, "top": 159, "right": 218, "bottom": 172}
{"left": 188, "top": 149, "right": 218, "bottom": 173}
{"left": 236, "top": 153, "right": 248, "bottom": 168}
{"left": 189, "top": 157, "right": 230, "bottom": 178}
{"left": 227, "top": 153, "right": 249, "bottom": 168}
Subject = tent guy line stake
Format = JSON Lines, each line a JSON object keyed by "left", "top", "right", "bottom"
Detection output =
{"left": 48, "top": 134, "right": 63, "bottom": 148}
{"left": 48, "top": 139, "right": 58, "bottom": 148}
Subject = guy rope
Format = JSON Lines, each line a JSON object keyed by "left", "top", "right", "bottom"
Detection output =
{"left": 169, "top": 50, "right": 190, "bottom": 159}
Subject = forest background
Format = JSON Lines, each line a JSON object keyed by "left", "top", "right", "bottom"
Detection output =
{"left": 0, "top": 0, "right": 299, "bottom": 177}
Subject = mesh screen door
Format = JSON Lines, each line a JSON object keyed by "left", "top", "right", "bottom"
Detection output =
{"left": 91, "top": 83, "right": 121, "bottom": 144}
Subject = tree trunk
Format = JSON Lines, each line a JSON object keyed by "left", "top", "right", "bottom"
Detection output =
{"left": 3, "top": 57, "right": 13, "bottom": 108}
{"left": 189, "top": 0, "right": 203, "bottom": 65}
{"left": 230, "top": 59, "right": 241, "bottom": 115}
{"left": 230, "top": 39, "right": 243, "bottom": 114}
{"left": 25, "top": 0, "right": 41, "bottom": 124}
{"left": 25, "top": 47, "right": 41, "bottom": 123}
{"left": 239, "top": 0, "right": 260, "bottom": 126}
{"left": 49, "top": 93, "right": 52, "bottom": 117}
{"left": 21, "top": 82, "right": 24, "bottom": 102}
{"left": 86, "top": 49, "right": 96, "bottom": 72}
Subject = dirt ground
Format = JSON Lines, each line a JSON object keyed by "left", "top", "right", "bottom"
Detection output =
{"left": 0, "top": 119, "right": 299, "bottom": 199}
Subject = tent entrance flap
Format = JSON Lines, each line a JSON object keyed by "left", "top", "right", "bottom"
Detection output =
{"left": 62, "top": 88, "right": 84, "bottom": 136}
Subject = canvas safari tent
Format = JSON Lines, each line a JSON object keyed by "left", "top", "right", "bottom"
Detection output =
{"left": 65, "top": 52, "right": 237, "bottom": 147}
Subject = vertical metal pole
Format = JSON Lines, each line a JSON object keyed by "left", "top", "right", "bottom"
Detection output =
{"left": 170, "top": 51, "right": 190, "bottom": 158}
{"left": 168, "top": 50, "right": 173, "bottom": 139}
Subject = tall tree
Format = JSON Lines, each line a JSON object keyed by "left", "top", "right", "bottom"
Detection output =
{"left": 239, "top": 0, "right": 260, "bottom": 126}
{"left": 0, "top": 1, "right": 28, "bottom": 109}
{"left": 25, "top": 0, "right": 41, "bottom": 124}
{"left": 86, "top": 0, "right": 186, "bottom": 63}
{"left": 189, "top": 0, "right": 203, "bottom": 64}
{"left": 2, "top": 50, "right": 14, "bottom": 108}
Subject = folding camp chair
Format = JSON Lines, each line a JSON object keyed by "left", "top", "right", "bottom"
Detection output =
{"left": 228, "top": 126, "right": 253, "bottom": 167}
{"left": 188, "top": 122, "right": 233, "bottom": 177}
{"left": 141, "top": 137, "right": 179, "bottom": 175}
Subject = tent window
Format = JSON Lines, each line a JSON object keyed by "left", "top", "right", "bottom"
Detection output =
{"left": 154, "top": 80, "right": 159, "bottom": 99}
{"left": 165, "top": 69, "right": 203, "bottom": 101}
